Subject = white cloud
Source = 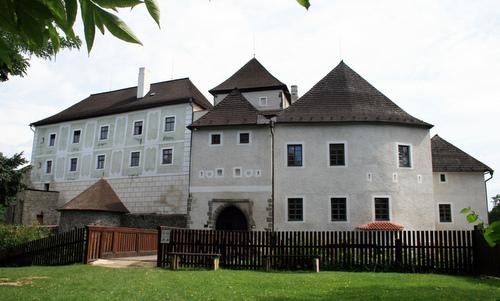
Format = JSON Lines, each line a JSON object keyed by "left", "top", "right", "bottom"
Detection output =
{"left": 0, "top": 0, "right": 499, "bottom": 205}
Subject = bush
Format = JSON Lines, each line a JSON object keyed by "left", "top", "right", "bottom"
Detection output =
{"left": 0, "top": 223, "right": 51, "bottom": 250}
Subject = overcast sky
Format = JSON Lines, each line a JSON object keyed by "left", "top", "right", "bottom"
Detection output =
{"left": 0, "top": 0, "right": 498, "bottom": 207}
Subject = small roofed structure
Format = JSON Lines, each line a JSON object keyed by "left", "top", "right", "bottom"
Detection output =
{"left": 58, "top": 179, "right": 129, "bottom": 232}
{"left": 356, "top": 222, "right": 404, "bottom": 231}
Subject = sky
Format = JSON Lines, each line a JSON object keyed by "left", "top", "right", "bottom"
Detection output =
{"left": 0, "top": 0, "right": 499, "bottom": 207}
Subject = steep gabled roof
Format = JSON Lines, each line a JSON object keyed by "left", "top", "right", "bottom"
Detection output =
{"left": 277, "top": 61, "right": 432, "bottom": 128}
{"left": 189, "top": 89, "right": 265, "bottom": 128}
{"left": 58, "top": 178, "right": 129, "bottom": 213}
{"left": 431, "top": 135, "right": 493, "bottom": 173}
{"left": 209, "top": 58, "right": 288, "bottom": 95}
{"left": 31, "top": 78, "right": 213, "bottom": 127}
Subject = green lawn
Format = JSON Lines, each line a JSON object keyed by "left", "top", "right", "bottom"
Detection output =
{"left": 0, "top": 265, "right": 499, "bottom": 301}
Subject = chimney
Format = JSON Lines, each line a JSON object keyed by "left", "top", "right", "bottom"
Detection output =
{"left": 291, "top": 85, "right": 299, "bottom": 103}
{"left": 137, "top": 67, "right": 150, "bottom": 99}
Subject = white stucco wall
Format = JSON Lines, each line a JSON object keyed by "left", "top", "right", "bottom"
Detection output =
{"left": 214, "top": 90, "right": 286, "bottom": 111}
{"left": 433, "top": 172, "right": 488, "bottom": 230}
{"left": 274, "top": 123, "right": 435, "bottom": 231}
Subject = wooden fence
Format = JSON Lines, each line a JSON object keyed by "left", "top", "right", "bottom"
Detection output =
{"left": 86, "top": 226, "right": 157, "bottom": 262}
{"left": 0, "top": 228, "right": 86, "bottom": 267}
{"left": 157, "top": 228, "right": 492, "bottom": 275}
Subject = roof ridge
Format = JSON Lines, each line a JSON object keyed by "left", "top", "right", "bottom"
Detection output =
{"left": 89, "top": 77, "right": 191, "bottom": 96}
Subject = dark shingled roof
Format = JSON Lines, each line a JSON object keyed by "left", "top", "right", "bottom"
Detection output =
{"left": 190, "top": 89, "right": 264, "bottom": 128}
{"left": 58, "top": 178, "right": 129, "bottom": 213}
{"left": 277, "top": 61, "right": 432, "bottom": 128}
{"left": 209, "top": 58, "right": 289, "bottom": 95}
{"left": 431, "top": 135, "right": 493, "bottom": 173}
{"left": 31, "top": 78, "right": 213, "bottom": 127}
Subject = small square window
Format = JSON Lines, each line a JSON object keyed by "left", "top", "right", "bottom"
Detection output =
{"left": 165, "top": 117, "right": 175, "bottom": 132}
{"left": 233, "top": 168, "right": 242, "bottom": 177}
{"left": 100, "top": 126, "right": 109, "bottom": 140}
{"left": 44, "top": 183, "right": 50, "bottom": 191}
{"left": 329, "top": 143, "right": 345, "bottom": 166}
{"left": 69, "top": 158, "right": 78, "bottom": 172}
{"left": 96, "top": 155, "right": 105, "bottom": 169}
{"left": 259, "top": 97, "right": 268, "bottom": 106}
{"left": 398, "top": 144, "right": 411, "bottom": 168}
{"left": 133, "top": 121, "right": 143, "bottom": 136}
{"left": 45, "top": 161, "right": 52, "bottom": 174}
{"left": 216, "top": 168, "right": 224, "bottom": 177}
{"left": 210, "top": 133, "right": 221, "bottom": 145}
{"left": 439, "top": 204, "right": 452, "bottom": 223}
{"left": 130, "top": 152, "right": 140, "bottom": 167}
{"left": 239, "top": 132, "right": 250, "bottom": 144}
{"left": 73, "top": 130, "right": 81, "bottom": 144}
{"left": 331, "top": 198, "right": 347, "bottom": 221}
{"left": 49, "top": 134, "right": 56, "bottom": 147}
{"left": 288, "top": 198, "right": 303, "bottom": 222}
{"left": 440, "top": 174, "right": 446, "bottom": 183}
{"left": 374, "top": 197, "right": 390, "bottom": 221}
{"left": 162, "top": 148, "right": 173, "bottom": 165}
{"left": 287, "top": 144, "right": 303, "bottom": 167}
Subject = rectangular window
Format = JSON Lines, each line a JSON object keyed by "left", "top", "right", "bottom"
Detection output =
{"left": 439, "top": 204, "right": 452, "bottom": 222}
{"left": 130, "top": 151, "right": 140, "bottom": 167}
{"left": 69, "top": 158, "right": 78, "bottom": 172}
{"left": 233, "top": 167, "right": 242, "bottom": 177}
{"left": 133, "top": 121, "right": 143, "bottom": 136}
{"left": 259, "top": 97, "right": 268, "bottom": 106}
{"left": 44, "top": 183, "right": 50, "bottom": 191}
{"left": 45, "top": 161, "right": 52, "bottom": 174}
{"left": 374, "top": 197, "right": 390, "bottom": 221}
{"left": 329, "top": 143, "right": 345, "bottom": 166}
{"left": 398, "top": 144, "right": 411, "bottom": 168}
{"left": 287, "top": 144, "right": 303, "bottom": 167}
{"left": 49, "top": 134, "right": 56, "bottom": 146}
{"left": 164, "top": 116, "right": 175, "bottom": 132}
{"left": 216, "top": 168, "right": 224, "bottom": 177}
{"left": 239, "top": 132, "right": 250, "bottom": 144}
{"left": 100, "top": 126, "right": 109, "bottom": 140}
{"left": 440, "top": 173, "right": 447, "bottom": 183}
{"left": 210, "top": 133, "right": 221, "bottom": 145}
{"left": 287, "top": 198, "right": 303, "bottom": 222}
{"left": 331, "top": 197, "right": 347, "bottom": 221}
{"left": 162, "top": 148, "right": 173, "bottom": 165}
{"left": 73, "top": 130, "right": 81, "bottom": 144}
{"left": 96, "top": 155, "right": 105, "bottom": 169}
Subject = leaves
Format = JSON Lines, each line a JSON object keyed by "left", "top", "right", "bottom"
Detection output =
{"left": 483, "top": 221, "right": 500, "bottom": 247}
{"left": 296, "top": 0, "right": 311, "bottom": 10}
{"left": 145, "top": 0, "right": 160, "bottom": 27}
{"left": 460, "top": 207, "right": 471, "bottom": 214}
{"left": 466, "top": 213, "right": 478, "bottom": 223}
{"left": 94, "top": 5, "right": 142, "bottom": 45}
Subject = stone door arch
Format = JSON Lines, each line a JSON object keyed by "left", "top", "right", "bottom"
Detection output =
{"left": 215, "top": 205, "right": 249, "bottom": 231}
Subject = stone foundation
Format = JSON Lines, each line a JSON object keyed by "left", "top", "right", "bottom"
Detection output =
{"left": 59, "top": 211, "right": 122, "bottom": 232}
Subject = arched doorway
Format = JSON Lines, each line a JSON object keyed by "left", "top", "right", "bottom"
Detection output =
{"left": 215, "top": 206, "right": 248, "bottom": 231}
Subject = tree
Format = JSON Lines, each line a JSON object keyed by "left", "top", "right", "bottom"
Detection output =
{"left": 461, "top": 207, "right": 500, "bottom": 247}
{"left": 0, "top": 152, "right": 30, "bottom": 208}
{"left": 489, "top": 194, "right": 500, "bottom": 223}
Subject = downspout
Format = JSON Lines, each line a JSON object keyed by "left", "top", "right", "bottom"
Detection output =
{"left": 484, "top": 170, "right": 494, "bottom": 223}
{"left": 187, "top": 100, "right": 195, "bottom": 221}
{"left": 270, "top": 119, "right": 275, "bottom": 232}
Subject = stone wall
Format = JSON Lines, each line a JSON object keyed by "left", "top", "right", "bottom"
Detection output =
{"left": 7, "top": 189, "right": 60, "bottom": 225}
{"left": 58, "top": 211, "right": 122, "bottom": 232}
{"left": 120, "top": 213, "right": 187, "bottom": 229}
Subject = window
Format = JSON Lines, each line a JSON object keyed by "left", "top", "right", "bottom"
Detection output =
{"left": 439, "top": 204, "right": 452, "bottom": 223}
{"left": 36, "top": 213, "right": 44, "bottom": 225}
{"left": 331, "top": 198, "right": 347, "bottom": 221}
{"left": 287, "top": 198, "right": 303, "bottom": 222}
{"left": 162, "top": 148, "right": 173, "bottom": 165}
{"left": 239, "top": 132, "right": 250, "bottom": 144}
{"left": 164, "top": 116, "right": 175, "bottom": 132}
{"left": 374, "top": 197, "right": 390, "bottom": 221}
{"left": 233, "top": 167, "right": 242, "bottom": 177}
{"left": 69, "top": 158, "right": 78, "bottom": 172}
{"left": 259, "top": 97, "right": 268, "bottom": 106}
{"left": 398, "top": 144, "right": 411, "bottom": 168}
{"left": 44, "top": 183, "right": 50, "bottom": 191}
{"left": 287, "top": 144, "right": 303, "bottom": 167}
{"left": 133, "top": 121, "right": 143, "bottom": 135}
{"left": 329, "top": 143, "right": 345, "bottom": 166}
{"left": 100, "top": 126, "right": 109, "bottom": 140}
{"left": 216, "top": 168, "right": 224, "bottom": 177}
{"left": 130, "top": 151, "right": 140, "bottom": 167}
{"left": 96, "top": 155, "right": 105, "bottom": 169}
{"left": 45, "top": 161, "right": 52, "bottom": 174}
{"left": 49, "top": 134, "right": 56, "bottom": 146}
{"left": 73, "top": 130, "right": 81, "bottom": 144}
{"left": 440, "top": 173, "right": 447, "bottom": 183}
{"left": 210, "top": 133, "right": 221, "bottom": 145}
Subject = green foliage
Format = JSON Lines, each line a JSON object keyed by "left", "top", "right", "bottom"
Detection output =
{"left": 489, "top": 204, "right": 500, "bottom": 223}
{"left": 296, "top": 0, "right": 311, "bottom": 10}
{"left": 0, "top": 223, "right": 50, "bottom": 250}
{"left": 461, "top": 206, "right": 500, "bottom": 247}
{"left": 0, "top": 0, "right": 160, "bottom": 81}
{"left": 0, "top": 152, "right": 30, "bottom": 207}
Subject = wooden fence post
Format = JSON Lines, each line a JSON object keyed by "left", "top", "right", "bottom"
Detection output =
{"left": 157, "top": 226, "right": 162, "bottom": 268}
{"left": 83, "top": 226, "right": 90, "bottom": 264}
{"left": 472, "top": 229, "right": 482, "bottom": 276}
{"left": 395, "top": 238, "right": 403, "bottom": 266}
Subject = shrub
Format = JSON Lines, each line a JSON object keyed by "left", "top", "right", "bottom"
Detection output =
{"left": 0, "top": 223, "right": 51, "bottom": 250}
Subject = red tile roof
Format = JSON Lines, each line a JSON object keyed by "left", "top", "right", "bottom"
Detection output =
{"left": 356, "top": 222, "right": 404, "bottom": 231}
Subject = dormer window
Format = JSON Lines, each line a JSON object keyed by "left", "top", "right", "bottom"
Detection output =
{"left": 259, "top": 97, "right": 268, "bottom": 106}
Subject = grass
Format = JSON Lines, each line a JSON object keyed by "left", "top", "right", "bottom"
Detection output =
{"left": 0, "top": 265, "right": 499, "bottom": 300}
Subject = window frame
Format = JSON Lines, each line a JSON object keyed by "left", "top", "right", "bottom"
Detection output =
{"left": 69, "top": 157, "right": 78, "bottom": 172}
{"left": 209, "top": 132, "right": 223, "bottom": 146}
{"left": 286, "top": 196, "right": 305, "bottom": 223}
{"left": 160, "top": 147, "right": 174, "bottom": 165}
{"left": 259, "top": 96, "right": 269, "bottom": 106}
{"left": 129, "top": 151, "right": 141, "bottom": 167}
{"left": 72, "top": 129, "right": 82, "bottom": 144}
{"left": 233, "top": 167, "right": 242, "bottom": 178}
{"left": 329, "top": 195, "right": 349, "bottom": 223}
{"left": 327, "top": 141, "right": 347, "bottom": 167}
{"left": 48, "top": 133, "right": 57, "bottom": 147}
{"left": 99, "top": 125, "right": 110, "bottom": 141}
{"left": 439, "top": 173, "right": 447, "bottom": 183}
{"left": 237, "top": 131, "right": 251, "bottom": 145}
{"left": 215, "top": 168, "right": 224, "bottom": 178}
{"left": 132, "top": 120, "right": 144, "bottom": 136}
{"left": 164, "top": 116, "right": 176, "bottom": 133}
{"left": 45, "top": 160, "right": 53, "bottom": 174}
{"left": 373, "top": 196, "right": 391, "bottom": 221}
{"left": 286, "top": 143, "right": 304, "bottom": 168}
{"left": 96, "top": 154, "right": 106, "bottom": 170}
{"left": 438, "top": 203, "right": 453, "bottom": 223}
{"left": 396, "top": 143, "right": 413, "bottom": 169}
